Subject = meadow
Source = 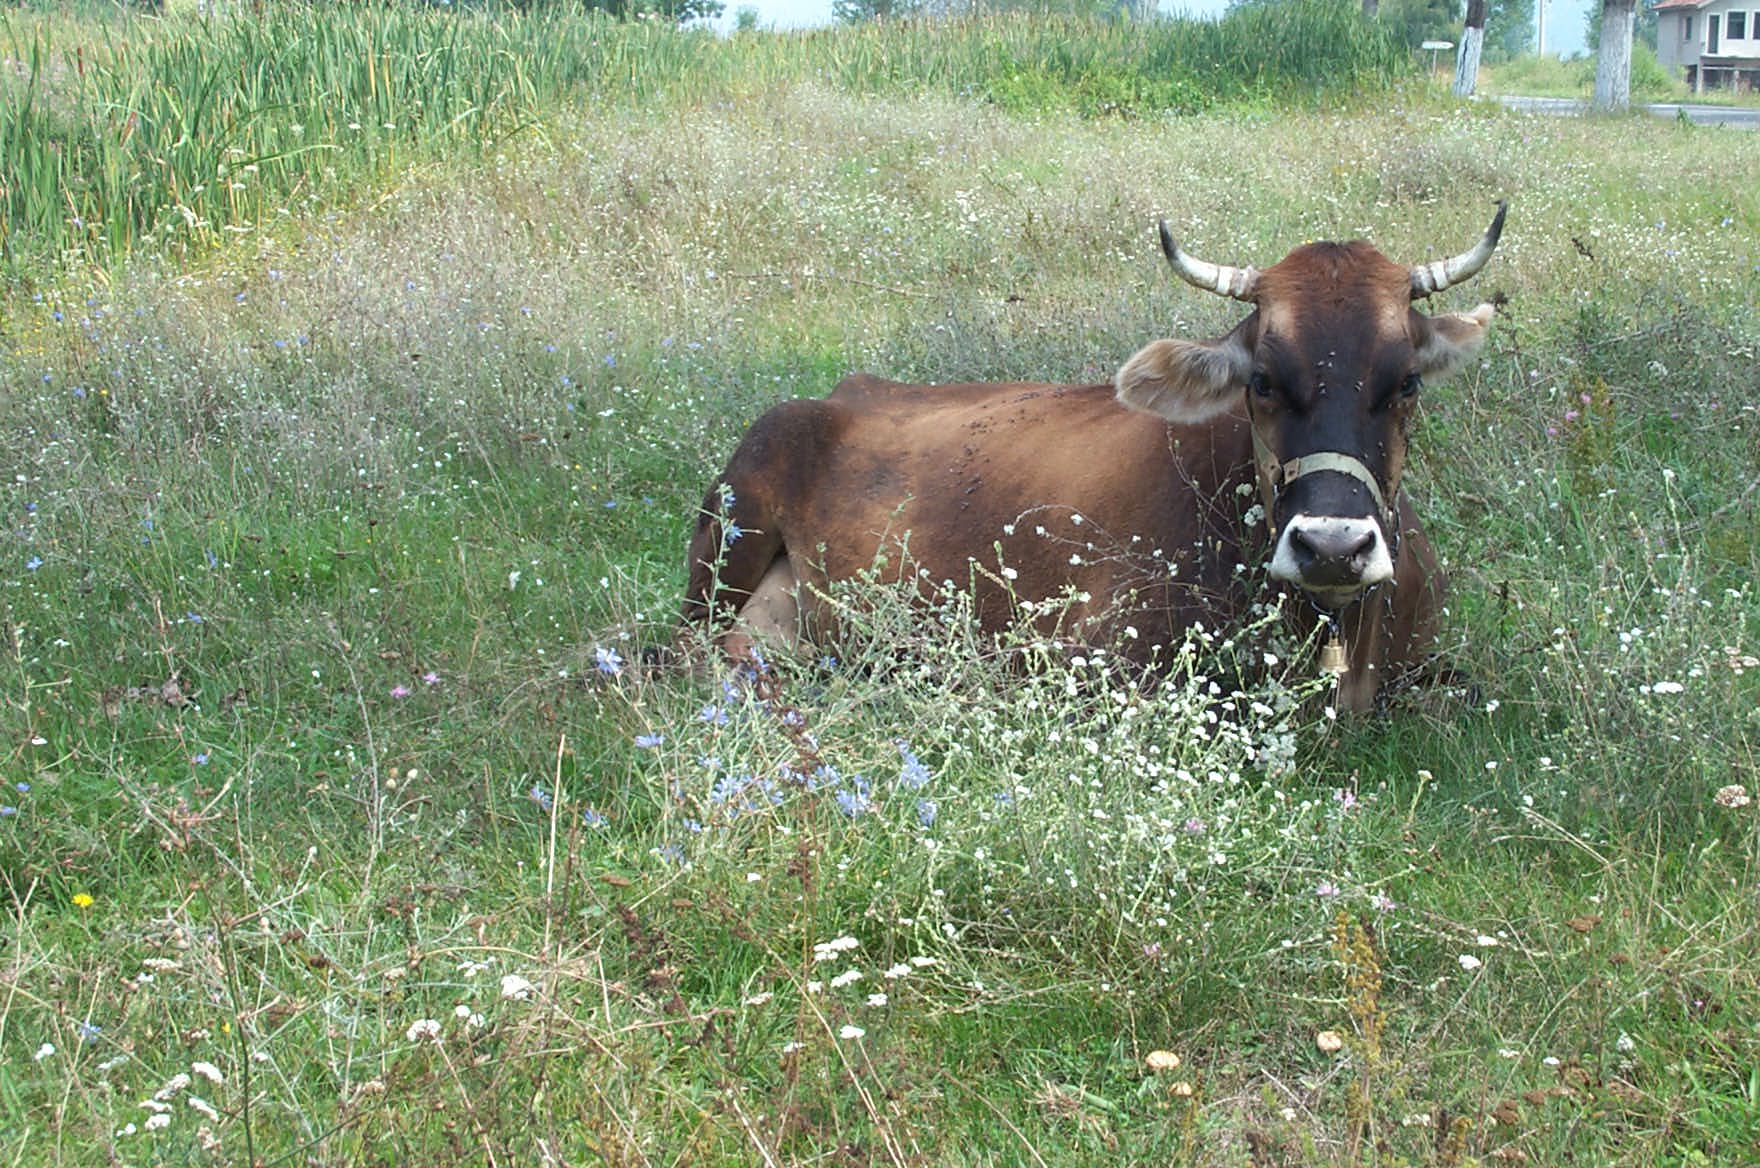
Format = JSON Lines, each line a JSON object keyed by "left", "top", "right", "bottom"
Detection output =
{"left": 1, "top": 4, "right": 1757, "bottom": 1166}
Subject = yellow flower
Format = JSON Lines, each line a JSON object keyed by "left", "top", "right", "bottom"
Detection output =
{"left": 71, "top": 893, "right": 94, "bottom": 909}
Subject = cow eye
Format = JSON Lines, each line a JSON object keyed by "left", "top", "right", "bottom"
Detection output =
{"left": 1400, "top": 372, "right": 1423, "bottom": 399}
{"left": 1248, "top": 371, "right": 1273, "bottom": 400}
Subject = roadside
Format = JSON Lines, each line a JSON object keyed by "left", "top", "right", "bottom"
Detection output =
{"left": 1492, "top": 93, "right": 1760, "bottom": 128}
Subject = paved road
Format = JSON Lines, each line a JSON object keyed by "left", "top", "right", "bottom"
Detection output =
{"left": 1495, "top": 94, "right": 1760, "bottom": 128}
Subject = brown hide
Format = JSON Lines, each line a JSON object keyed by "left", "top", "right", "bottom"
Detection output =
{"left": 684, "top": 373, "right": 1444, "bottom": 709}
{"left": 683, "top": 209, "right": 1503, "bottom": 712}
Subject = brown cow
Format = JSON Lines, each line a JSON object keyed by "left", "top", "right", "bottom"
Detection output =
{"left": 683, "top": 205, "right": 1506, "bottom": 712}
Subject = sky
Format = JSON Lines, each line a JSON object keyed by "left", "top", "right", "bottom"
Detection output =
{"left": 713, "top": 0, "right": 1594, "bottom": 59}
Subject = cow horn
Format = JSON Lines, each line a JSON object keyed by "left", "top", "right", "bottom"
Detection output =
{"left": 1409, "top": 200, "right": 1508, "bottom": 299}
{"left": 1159, "top": 221, "right": 1259, "bottom": 302}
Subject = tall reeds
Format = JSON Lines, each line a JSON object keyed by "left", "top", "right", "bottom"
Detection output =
{"left": 0, "top": 1, "right": 1405, "bottom": 275}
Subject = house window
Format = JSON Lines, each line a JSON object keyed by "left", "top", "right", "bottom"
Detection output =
{"left": 1684, "top": 15, "right": 1694, "bottom": 40}
{"left": 1730, "top": 11, "right": 1748, "bottom": 40}
{"left": 1709, "top": 14, "right": 1721, "bottom": 54}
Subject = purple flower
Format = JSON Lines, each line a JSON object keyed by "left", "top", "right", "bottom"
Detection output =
{"left": 897, "top": 742, "right": 932, "bottom": 790}
{"left": 698, "top": 704, "right": 728, "bottom": 725}
{"left": 25, "top": 557, "right": 43, "bottom": 572}
{"left": 722, "top": 521, "right": 743, "bottom": 547}
{"left": 835, "top": 777, "right": 872, "bottom": 820}
{"left": 191, "top": 754, "right": 208, "bottom": 767}
{"left": 423, "top": 671, "right": 441, "bottom": 686}
{"left": 1370, "top": 893, "right": 1397, "bottom": 912}
{"left": 915, "top": 798, "right": 938, "bottom": 828}
{"left": 594, "top": 646, "right": 624, "bottom": 676}
{"left": 390, "top": 684, "right": 411, "bottom": 698}
{"left": 529, "top": 785, "right": 553, "bottom": 812}
{"left": 1333, "top": 789, "right": 1357, "bottom": 812}
{"left": 634, "top": 733, "right": 664, "bottom": 750}
{"left": 1317, "top": 882, "right": 1341, "bottom": 899}
{"left": 582, "top": 807, "right": 608, "bottom": 829}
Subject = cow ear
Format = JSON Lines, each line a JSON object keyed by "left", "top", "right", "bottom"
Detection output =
{"left": 1413, "top": 302, "right": 1495, "bottom": 382}
{"left": 1115, "top": 335, "right": 1251, "bottom": 424}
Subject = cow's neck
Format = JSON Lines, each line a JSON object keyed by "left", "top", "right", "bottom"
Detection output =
{"left": 1285, "top": 584, "right": 1393, "bottom": 714}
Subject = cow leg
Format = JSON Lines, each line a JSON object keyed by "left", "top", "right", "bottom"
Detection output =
{"left": 681, "top": 486, "right": 785, "bottom": 626}
{"left": 721, "top": 555, "right": 802, "bottom": 664}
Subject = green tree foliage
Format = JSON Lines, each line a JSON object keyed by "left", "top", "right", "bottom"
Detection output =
{"left": 1373, "top": 0, "right": 1459, "bottom": 47}
{"left": 837, "top": 0, "right": 1145, "bottom": 20}
{"left": 1586, "top": 0, "right": 1658, "bottom": 51}
{"left": 834, "top": 0, "right": 919, "bottom": 21}
{"left": 521, "top": 0, "right": 726, "bottom": 24}
{"left": 1484, "top": 0, "right": 1534, "bottom": 63}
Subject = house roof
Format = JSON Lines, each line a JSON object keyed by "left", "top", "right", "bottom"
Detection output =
{"left": 1651, "top": 0, "right": 1705, "bottom": 11}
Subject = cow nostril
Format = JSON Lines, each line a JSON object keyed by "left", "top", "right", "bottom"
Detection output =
{"left": 1291, "top": 524, "right": 1376, "bottom": 565}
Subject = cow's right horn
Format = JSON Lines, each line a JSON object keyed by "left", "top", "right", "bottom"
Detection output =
{"left": 1409, "top": 200, "right": 1508, "bottom": 298}
{"left": 1159, "top": 221, "right": 1259, "bottom": 302}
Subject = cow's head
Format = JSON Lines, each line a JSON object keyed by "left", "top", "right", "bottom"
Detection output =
{"left": 1115, "top": 204, "right": 1505, "bottom": 606}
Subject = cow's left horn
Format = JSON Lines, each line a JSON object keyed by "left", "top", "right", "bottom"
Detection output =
{"left": 1409, "top": 200, "right": 1508, "bottom": 299}
{"left": 1159, "top": 221, "right": 1259, "bottom": 302}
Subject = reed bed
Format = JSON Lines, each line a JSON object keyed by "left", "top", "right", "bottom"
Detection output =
{"left": 0, "top": 0, "right": 1408, "bottom": 276}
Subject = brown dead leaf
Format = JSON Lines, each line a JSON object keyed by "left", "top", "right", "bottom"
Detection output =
{"left": 1565, "top": 914, "right": 1602, "bottom": 933}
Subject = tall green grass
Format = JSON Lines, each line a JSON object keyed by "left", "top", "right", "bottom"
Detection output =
{"left": 4, "top": 10, "right": 1756, "bottom": 1163}
{"left": 0, "top": 1, "right": 1409, "bottom": 276}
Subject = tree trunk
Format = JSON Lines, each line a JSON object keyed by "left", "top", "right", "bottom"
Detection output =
{"left": 1453, "top": 0, "right": 1487, "bottom": 97}
{"left": 1594, "top": 0, "right": 1637, "bottom": 111}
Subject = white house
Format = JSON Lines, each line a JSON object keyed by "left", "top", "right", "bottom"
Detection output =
{"left": 1653, "top": 0, "right": 1760, "bottom": 92}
